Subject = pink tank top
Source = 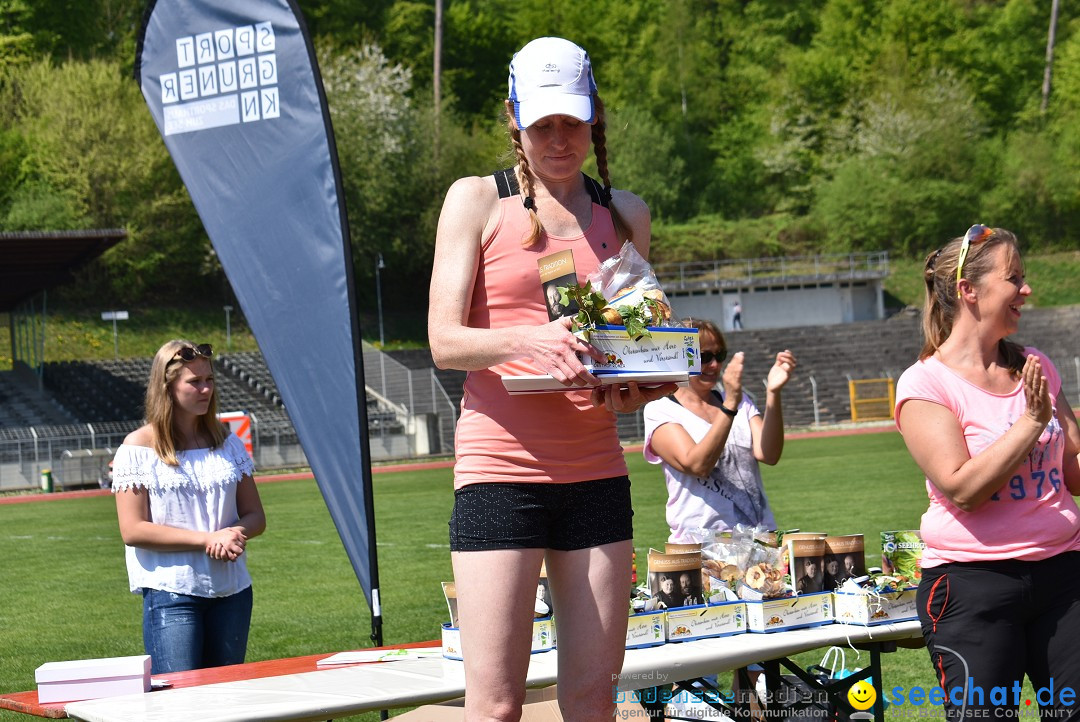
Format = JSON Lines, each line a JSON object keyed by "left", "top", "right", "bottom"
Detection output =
{"left": 453, "top": 176, "right": 628, "bottom": 488}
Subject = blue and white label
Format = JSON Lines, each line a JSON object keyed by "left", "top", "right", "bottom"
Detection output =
{"left": 160, "top": 21, "right": 279, "bottom": 135}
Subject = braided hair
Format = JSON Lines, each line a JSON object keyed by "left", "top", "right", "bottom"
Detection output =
{"left": 506, "top": 95, "right": 633, "bottom": 248}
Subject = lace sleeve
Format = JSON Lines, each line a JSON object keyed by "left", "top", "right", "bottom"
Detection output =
{"left": 224, "top": 434, "right": 256, "bottom": 478}
{"left": 110, "top": 445, "right": 159, "bottom": 493}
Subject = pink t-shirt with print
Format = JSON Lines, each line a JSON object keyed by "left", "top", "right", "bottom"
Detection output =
{"left": 895, "top": 347, "right": 1080, "bottom": 567}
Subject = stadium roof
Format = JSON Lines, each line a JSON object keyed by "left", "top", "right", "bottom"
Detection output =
{"left": 0, "top": 229, "right": 126, "bottom": 312}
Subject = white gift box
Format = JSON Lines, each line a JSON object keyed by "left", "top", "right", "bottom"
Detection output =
{"left": 746, "top": 592, "right": 834, "bottom": 633}
{"left": 582, "top": 325, "right": 701, "bottom": 376}
{"left": 441, "top": 617, "right": 556, "bottom": 661}
{"left": 664, "top": 600, "right": 747, "bottom": 642}
{"left": 501, "top": 325, "right": 700, "bottom": 394}
{"left": 626, "top": 609, "right": 667, "bottom": 649}
{"left": 834, "top": 587, "right": 918, "bottom": 625}
{"left": 35, "top": 655, "right": 151, "bottom": 704}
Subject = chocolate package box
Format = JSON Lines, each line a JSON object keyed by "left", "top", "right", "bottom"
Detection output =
{"left": 578, "top": 325, "right": 701, "bottom": 377}
{"left": 745, "top": 591, "right": 834, "bottom": 633}
{"left": 645, "top": 548, "right": 706, "bottom": 610}
{"left": 626, "top": 609, "right": 667, "bottom": 649}
{"left": 441, "top": 580, "right": 556, "bottom": 660}
{"left": 441, "top": 619, "right": 556, "bottom": 661}
{"left": 834, "top": 587, "right": 918, "bottom": 626}
{"left": 664, "top": 599, "right": 747, "bottom": 642}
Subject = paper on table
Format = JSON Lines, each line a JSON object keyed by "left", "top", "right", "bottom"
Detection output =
{"left": 316, "top": 648, "right": 443, "bottom": 667}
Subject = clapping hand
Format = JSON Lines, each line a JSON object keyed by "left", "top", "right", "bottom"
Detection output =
{"left": 766, "top": 350, "right": 797, "bottom": 392}
{"left": 1022, "top": 354, "right": 1053, "bottom": 427}
{"left": 722, "top": 351, "right": 745, "bottom": 408}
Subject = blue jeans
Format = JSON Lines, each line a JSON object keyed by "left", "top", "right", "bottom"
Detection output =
{"left": 142, "top": 586, "right": 253, "bottom": 674}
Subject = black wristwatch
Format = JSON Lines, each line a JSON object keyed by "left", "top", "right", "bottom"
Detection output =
{"left": 718, "top": 404, "right": 737, "bottom": 418}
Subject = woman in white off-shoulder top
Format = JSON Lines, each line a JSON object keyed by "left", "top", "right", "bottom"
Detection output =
{"left": 112, "top": 340, "right": 265, "bottom": 674}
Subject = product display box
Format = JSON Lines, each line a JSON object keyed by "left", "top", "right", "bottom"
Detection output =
{"left": 501, "top": 326, "right": 700, "bottom": 394}
{"left": 834, "top": 587, "right": 918, "bottom": 626}
{"left": 441, "top": 618, "right": 556, "bottom": 661}
{"left": 664, "top": 600, "right": 747, "bottom": 642}
{"left": 626, "top": 609, "right": 667, "bottom": 649}
{"left": 746, "top": 592, "right": 834, "bottom": 633}
{"left": 581, "top": 325, "right": 701, "bottom": 376}
{"left": 35, "top": 654, "right": 151, "bottom": 704}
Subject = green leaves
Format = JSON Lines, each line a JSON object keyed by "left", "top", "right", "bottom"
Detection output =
{"left": 557, "top": 280, "right": 607, "bottom": 328}
{"left": 618, "top": 304, "right": 650, "bottom": 340}
{"left": 557, "top": 281, "right": 657, "bottom": 340}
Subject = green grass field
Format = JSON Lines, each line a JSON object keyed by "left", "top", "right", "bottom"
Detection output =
{"left": 0, "top": 432, "right": 1047, "bottom": 720}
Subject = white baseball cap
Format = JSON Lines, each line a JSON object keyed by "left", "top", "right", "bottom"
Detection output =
{"left": 508, "top": 37, "right": 597, "bottom": 129}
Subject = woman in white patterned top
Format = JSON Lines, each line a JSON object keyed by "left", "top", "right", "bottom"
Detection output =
{"left": 112, "top": 339, "right": 265, "bottom": 674}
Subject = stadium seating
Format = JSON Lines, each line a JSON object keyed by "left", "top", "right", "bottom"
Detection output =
{"left": 4, "top": 306, "right": 1079, "bottom": 438}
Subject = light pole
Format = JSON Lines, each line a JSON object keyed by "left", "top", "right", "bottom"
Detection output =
{"left": 375, "top": 253, "right": 386, "bottom": 347}
{"left": 223, "top": 305, "right": 233, "bottom": 351}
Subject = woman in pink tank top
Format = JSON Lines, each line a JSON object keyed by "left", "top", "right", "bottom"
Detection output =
{"left": 428, "top": 37, "right": 675, "bottom": 721}
{"left": 895, "top": 225, "right": 1080, "bottom": 720}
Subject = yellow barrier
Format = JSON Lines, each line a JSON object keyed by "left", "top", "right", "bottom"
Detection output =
{"left": 849, "top": 378, "right": 895, "bottom": 422}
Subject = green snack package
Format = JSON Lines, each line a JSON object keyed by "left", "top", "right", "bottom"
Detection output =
{"left": 881, "top": 530, "right": 925, "bottom": 582}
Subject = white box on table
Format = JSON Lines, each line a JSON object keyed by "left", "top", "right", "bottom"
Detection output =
{"left": 746, "top": 592, "right": 834, "bottom": 633}
{"left": 626, "top": 609, "right": 666, "bottom": 649}
{"left": 834, "top": 587, "right": 918, "bottom": 625}
{"left": 35, "top": 654, "right": 151, "bottom": 704}
{"left": 441, "top": 617, "right": 556, "bottom": 661}
{"left": 664, "top": 600, "right": 746, "bottom": 642}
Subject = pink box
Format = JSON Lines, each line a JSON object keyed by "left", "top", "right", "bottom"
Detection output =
{"left": 35, "top": 655, "right": 151, "bottom": 703}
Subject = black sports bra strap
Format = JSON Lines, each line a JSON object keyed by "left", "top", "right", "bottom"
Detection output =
{"left": 583, "top": 174, "right": 610, "bottom": 208}
{"left": 494, "top": 168, "right": 520, "bottom": 199}
{"left": 495, "top": 168, "right": 609, "bottom": 207}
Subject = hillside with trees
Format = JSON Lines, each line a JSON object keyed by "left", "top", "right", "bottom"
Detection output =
{"left": 2, "top": 0, "right": 1078, "bottom": 339}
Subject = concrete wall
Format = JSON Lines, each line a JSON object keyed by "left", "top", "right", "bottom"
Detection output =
{"left": 668, "top": 280, "right": 883, "bottom": 332}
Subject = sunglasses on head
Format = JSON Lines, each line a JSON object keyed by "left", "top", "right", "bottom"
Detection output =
{"left": 956, "top": 224, "right": 993, "bottom": 298}
{"left": 173, "top": 343, "right": 213, "bottom": 362}
{"left": 700, "top": 350, "right": 726, "bottom": 365}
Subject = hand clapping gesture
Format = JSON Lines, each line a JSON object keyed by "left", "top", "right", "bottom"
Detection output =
{"left": 1022, "top": 354, "right": 1053, "bottom": 427}
{"left": 766, "top": 350, "right": 797, "bottom": 393}
{"left": 722, "top": 351, "right": 745, "bottom": 409}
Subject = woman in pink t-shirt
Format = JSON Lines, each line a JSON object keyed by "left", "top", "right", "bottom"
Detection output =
{"left": 895, "top": 225, "right": 1080, "bottom": 720}
{"left": 427, "top": 37, "right": 675, "bottom": 721}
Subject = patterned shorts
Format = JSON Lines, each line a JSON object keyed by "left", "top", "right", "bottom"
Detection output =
{"left": 448, "top": 475, "right": 634, "bottom": 551}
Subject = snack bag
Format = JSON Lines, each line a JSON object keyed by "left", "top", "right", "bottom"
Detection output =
{"left": 702, "top": 525, "right": 787, "bottom": 600}
{"left": 587, "top": 241, "right": 678, "bottom": 327}
{"left": 881, "top": 530, "right": 925, "bottom": 581}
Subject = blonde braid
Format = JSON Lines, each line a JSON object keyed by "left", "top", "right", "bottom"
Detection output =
{"left": 507, "top": 111, "right": 544, "bottom": 247}
{"left": 591, "top": 95, "right": 633, "bottom": 245}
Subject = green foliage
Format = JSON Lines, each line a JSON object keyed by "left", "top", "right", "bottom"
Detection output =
{"left": 2, "top": 0, "right": 1080, "bottom": 329}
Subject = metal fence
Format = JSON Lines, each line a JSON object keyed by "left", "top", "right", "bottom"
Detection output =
{"left": 653, "top": 252, "right": 890, "bottom": 292}
{"left": 0, "top": 345, "right": 459, "bottom": 492}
